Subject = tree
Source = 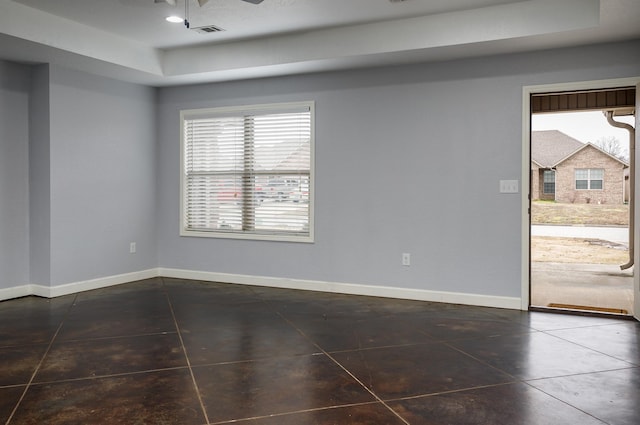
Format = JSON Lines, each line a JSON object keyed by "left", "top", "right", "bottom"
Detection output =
{"left": 594, "top": 136, "right": 628, "bottom": 162}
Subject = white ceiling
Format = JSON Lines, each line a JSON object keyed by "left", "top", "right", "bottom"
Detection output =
{"left": 14, "top": 0, "right": 525, "bottom": 49}
{"left": 0, "top": 0, "right": 638, "bottom": 86}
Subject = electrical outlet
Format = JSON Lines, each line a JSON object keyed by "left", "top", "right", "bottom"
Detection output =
{"left": 129, "top": 242, "right": 136, "bottom": 254}
{"left": 402, "top": 253, "right": 410, "bottom": 266}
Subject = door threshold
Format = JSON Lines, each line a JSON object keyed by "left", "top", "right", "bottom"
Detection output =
{"left": 529, "top": 305, "right": 634, "bottom": 320}
{"left": 547, "top": 303, "right": 628, "bottom": 315}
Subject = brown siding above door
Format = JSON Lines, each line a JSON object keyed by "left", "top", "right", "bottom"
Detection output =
{"left": 532, "top": 88, "right": 635, "bottom": 113}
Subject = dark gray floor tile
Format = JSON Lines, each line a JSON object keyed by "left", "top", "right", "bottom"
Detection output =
{"left": 450, "top": 331, "right": 631, "bottom": 379}
{"left": 73, "top": 278, "right": 165, "bottom": 299}
{"left": 193, "top": 353, "right": 375, "bottom": 423}
{"left": 477, "top": 309, "right": 625, "bottom": 331}
{"left": 0, "top": 295, "right": 75, "bottom": 319}
{"left": 69, "top": 290, "right": 170, "bottom": 317}
{"left": 529, "top": 367, "right": 640, "bottom": 425}
{"left": 0, "top": 295, "right": 73, "bottom": 347}
{"left": 546, "top": 322, "right": 640, "bottom": 365}
{"left": 389, "top": 382, "right": 607, "bottom": 425}
{"left": 331, "top": 343, "right": 513, "bottom": 400}
{"left": 182, "top": 320, "right": 320, "bottom": 365}
{"left": 287, "top": 312, "right": 434, "bottom": 352}
{"left": 0, "top": 344, "right": 47, "bottom": 386}
{"left": 172, "top": 301, "right": 282, "bottom": 333}
{"left": 164, "top": 278, "right": 260, "bottom": 307}
{"left": 57, "top": 300, "right": 176, "bottom": 340}
{"left": 413, "top": 316, "right": 533, "bottom": 341}
{"left": 35, "top": 333, "right": 186, "bottom": 382}
{"left": 366, "top": 297, "right": 463, "bottom": 315}
{"left": 224, "top": 403, "right": 406, "bottom": 425}
{"left": 405, "top": 305, "right": 511, "bottom": 322}
{"left": 525, "top": 311, "right": 623, "bottom": 331}
{"left": 1, "top": 279, "right": 637, "bottom": 425}
{"left": 265, "top": 294, "right": 377, "bottom": 316}
{"left": 12, "top": 369, "right": 206, "bottom": 425}
{"left": 0, "top": 386, "right": 25, "bottom": 424}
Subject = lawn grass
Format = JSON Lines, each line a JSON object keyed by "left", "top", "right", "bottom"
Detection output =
{"left": 531, "top": 236, "right": 629, "bottom": 264}
{"left": 531, "top": 201, "right": 629, "bottom": 226}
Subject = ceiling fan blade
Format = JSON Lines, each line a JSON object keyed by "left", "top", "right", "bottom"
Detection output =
{"left": 240, "top": 0, "right": 265, "bottom": 4}
{"left": 155, "top": 0, "right": 177, "bottom": 6}
{"left": 196, "top": 0, "right": 210, "bottom": 6}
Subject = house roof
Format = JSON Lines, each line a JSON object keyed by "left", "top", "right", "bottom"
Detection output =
{"left": 532, "top": 130, "right": 629, "bottom": 168}
{"left": 274, "top": 142, "right": 310, "bottom": 172}
{"left": 531, "top": 130, "right": 585, "bottom": 168}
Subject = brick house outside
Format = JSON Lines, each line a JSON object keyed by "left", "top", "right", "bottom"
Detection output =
{"left": 532, "top": 130, "right": 628, "bottom": 204}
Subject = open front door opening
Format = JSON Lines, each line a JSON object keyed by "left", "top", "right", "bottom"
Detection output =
{"left": 529, "top": 87, "right": 636, "bottom": 317}
{"left": 634, "top": 82, "right": 639, "bottom": 321}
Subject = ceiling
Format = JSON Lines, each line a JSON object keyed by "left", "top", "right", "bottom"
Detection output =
{"left": 0, "top": 0, "right": 639, "bottom": 87}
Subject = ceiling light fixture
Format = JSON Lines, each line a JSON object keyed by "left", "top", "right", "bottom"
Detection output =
{"left": 157, "top": 0, "right": 265, "bottom": 29}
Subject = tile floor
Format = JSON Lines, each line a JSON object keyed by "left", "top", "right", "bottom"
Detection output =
{"left": 0, "top": 277, "right": 638, "bottom": 424}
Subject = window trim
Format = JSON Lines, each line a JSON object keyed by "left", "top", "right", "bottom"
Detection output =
{"left": 180, "top": 101, "right": 315, "bottom": 243}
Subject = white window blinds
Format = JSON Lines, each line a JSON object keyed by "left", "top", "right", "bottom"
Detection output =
{"left": 181, "top": 102, "right": 314, "bottom": 242}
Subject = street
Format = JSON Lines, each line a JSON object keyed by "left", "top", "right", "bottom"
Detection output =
{"left": 531, "top": 225, "right": 629, "bottom": 244}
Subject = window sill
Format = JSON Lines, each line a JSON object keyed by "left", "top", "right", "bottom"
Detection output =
{"left": 180, "top": 229, "right": 314, "bottom": 243}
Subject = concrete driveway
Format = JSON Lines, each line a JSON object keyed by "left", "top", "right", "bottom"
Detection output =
{"left": 531, "top": 262, "right": 634, "bottom": 315}
{"left": 531, "top": 224, "right": 633, "bottom": 315}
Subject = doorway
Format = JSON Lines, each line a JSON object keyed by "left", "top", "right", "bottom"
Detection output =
{"left": 524, "top": 84, "right": 637, "bottom": 317}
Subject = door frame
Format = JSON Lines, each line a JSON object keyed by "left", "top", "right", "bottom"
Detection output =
{"left": 521, "top": 77, "right": 640, "bottom": 316}
{"left": 634, "top": 82, "right": 639, "bottom": 320}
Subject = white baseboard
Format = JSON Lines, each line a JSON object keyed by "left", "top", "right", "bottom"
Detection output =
{"left": 0, "top": 284, "right": 33, "bottom": 301}
{"left": 158, "top": 268, "right": 522, "bottom": 310}
{"left": 45, "top": 269, "right": 159, "bottom": 298}
{"left": 0, "top": 269, "right": 159, "bottom": 301}
{"left": 2, "top": 268, "right": 522, "bottom": 310}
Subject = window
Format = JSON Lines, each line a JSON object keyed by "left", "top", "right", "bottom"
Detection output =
{"left": 181, "top": 102, "right": 314, "bottom": 242}
{"left": 575, "top": 168, "right": 603, "bottom": 190}
{"left": 543, "top": 170, "right": 555, "bottom": 194}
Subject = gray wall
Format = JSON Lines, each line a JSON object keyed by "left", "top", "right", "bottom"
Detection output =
{"left": 46, "top": 66, "right": 158, "bottom": 285}
{"left": 0, "top": 61, "right": 30, "bottom": 289}
{"left": 157, "top": 40, "right": 640, "bottom": 298}
{"left": 29, "top": 64, "right": 51, "bottom": 286}
{"left": 1, "top": 63, "right": 158, "bottom": 290}
{"left": 1, "top": 39, "right": 639, "bottom": 300}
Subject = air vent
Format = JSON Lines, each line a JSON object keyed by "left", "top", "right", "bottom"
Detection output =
{"left": 192, "top": 25, "right": 225, "bottom": 34}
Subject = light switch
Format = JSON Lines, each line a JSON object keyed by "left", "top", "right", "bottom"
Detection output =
{"left": 499, "top": 180, "right": 519, "bottom": 193}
